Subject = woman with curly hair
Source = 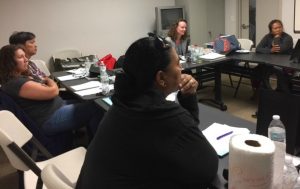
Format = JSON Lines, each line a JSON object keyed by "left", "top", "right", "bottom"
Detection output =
{"left": 165, "top": 19, "right": 190, "bottom": 56}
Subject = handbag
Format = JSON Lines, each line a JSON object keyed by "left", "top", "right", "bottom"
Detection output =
{"left": 214, "top": 35, "right": 241, "bottom": 54}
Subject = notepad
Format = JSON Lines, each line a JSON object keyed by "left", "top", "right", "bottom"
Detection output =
{"left": 202, "top": 123, "right": 250, "bottom": 156}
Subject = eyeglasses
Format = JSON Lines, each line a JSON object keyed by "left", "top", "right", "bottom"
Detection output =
{"left": 147, "top": 32, "right": 170, "bottom": 50}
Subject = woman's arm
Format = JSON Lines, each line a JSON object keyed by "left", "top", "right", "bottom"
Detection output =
{"left": 19, "top": 77, "right": 59, "bottom": 100}
{"left": 279, "top": 34, "right": 293, "bottom": 54}
{"left": 256, "top": 35, "right": 272, "bottom": 54}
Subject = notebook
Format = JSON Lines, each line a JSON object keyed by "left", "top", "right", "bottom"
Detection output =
{"left": 202, "top": 123, "right": 250, "bottom": 156}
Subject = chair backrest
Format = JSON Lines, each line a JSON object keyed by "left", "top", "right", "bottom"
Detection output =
{"left": 52, "top": 49, "right": 81, "bottom": 61}
{"left": 0, "top": 110, "right": 33, "bottom": 171}
{"left": 31, "top": 59, "right": 51, "bottom": 76}
{"left": 237, "top": 38, "right": 253, "bottom": 51}
{"left": 0, "top": 90, "right": 73, "bottom": 156}
{"left": 256, "top": 89, "right": 300, "bottom": 154}
{"left": 41, "top": 164, "right": 73, "bottom": 189}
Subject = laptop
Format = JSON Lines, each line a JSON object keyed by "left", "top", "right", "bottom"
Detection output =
{"left": 290, "top": 39, "right": 300, "bottom": 63}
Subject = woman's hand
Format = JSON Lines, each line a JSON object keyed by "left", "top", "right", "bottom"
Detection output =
{"left": 271, "top": 45, "right": 280, "bottom": 53}
{"left": 179, "top": 74, "right": 198, "bottom": 95}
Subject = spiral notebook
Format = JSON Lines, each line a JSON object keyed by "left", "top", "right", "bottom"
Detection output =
{"left": 202, "top": 123, "right": 250, "bottom": 156}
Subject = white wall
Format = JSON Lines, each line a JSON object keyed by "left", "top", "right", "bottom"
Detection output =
{"left": 225, "top": 0, "right": 238, "bottom": 36}
{"left": 256, "top": 0, "right": 281, "bottom": 44}
{"left": 0, "top": 0, "right": 174, "bottom": 69}
{"left": 281, "top": 0, "right": 300, "bottom": 45}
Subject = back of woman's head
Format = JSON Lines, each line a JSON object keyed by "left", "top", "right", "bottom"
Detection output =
{"left": 9, "top": 31, "right": 35, "bottom": 45}
{"left": 0, "top": 45, "right": 23, "bottom": 84}
{"left": 114, "top": 35, "right": 172, "bottom": 99}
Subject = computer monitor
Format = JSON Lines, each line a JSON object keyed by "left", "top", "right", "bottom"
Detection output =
{"left": 290, "top": 39, "right": 300, "bottom": 63}
{"left": 155, "top": 6, "right": 185, "bottom": 37}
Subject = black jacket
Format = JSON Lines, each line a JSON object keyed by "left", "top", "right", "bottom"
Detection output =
{"left": 256, "top": 32, "right": 293, "bottom": 54}
{"left": 76, "top": 89, "right": 218, "bottom": 189}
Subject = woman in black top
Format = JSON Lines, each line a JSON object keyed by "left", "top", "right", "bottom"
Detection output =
{"left": 256, "top": 19, "right": 293, "bottom": 54}
{"left": 76, "top": 34, "right": 218, "bottom": 189}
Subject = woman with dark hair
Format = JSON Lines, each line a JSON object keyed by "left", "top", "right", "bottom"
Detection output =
{"left": 256, "top": 19, "right": 293, "bottom": 54}
{"left": 9, "top": 31, "right": 46, "bottom": 79}
{"left": 165, "top": 19, "right": 190, "bottom": 56}
{"left": 76, "top": 35, "right": 218, "bottom": 189}
{"left": 0, "top": 45, "right": 103, "bottom": 139}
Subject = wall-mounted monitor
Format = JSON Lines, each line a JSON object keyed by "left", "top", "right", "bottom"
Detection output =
{"left": 155, "top": 6, "right": 186, "bottom": 37}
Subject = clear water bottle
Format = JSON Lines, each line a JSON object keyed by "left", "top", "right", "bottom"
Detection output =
{"left": 283, "top": 155, "right": 298, "bottom": 189}
{"left": 268, "top": 115, "right": 286, "bottom": 189}
{"left": 99, "top": 61, "right": 110, "bottom": 95}
{"left": 93, "top": 54, "right": 99, "bottom": 66}
{"left": 84, "top": 57, "right": 92, "bottom": 77}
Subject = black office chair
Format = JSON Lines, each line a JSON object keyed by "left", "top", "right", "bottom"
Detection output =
{"left": 256, "top": 89, "right": 300, "bottom": 154}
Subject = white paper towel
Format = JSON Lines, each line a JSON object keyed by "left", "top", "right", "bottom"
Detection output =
{"left": 229, "top": 134, "right": 275, "bottom": 189}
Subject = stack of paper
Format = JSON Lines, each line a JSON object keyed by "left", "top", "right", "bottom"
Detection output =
{"left": 202, "top": 123, "right": 250, "bottom": 156}
{"left": 199, "top": 52, "right": 225, "bottom": 60}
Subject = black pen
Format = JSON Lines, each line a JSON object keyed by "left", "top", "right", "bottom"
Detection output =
{"left": 216, "top": 131, "right": 233, "bottom": 140}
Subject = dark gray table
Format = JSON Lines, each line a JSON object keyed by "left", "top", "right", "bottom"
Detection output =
{"left": 197, "top": 103, "right": 255, "bottom": 188}
{"left": 228, "top": 52, "right": 300, "bottom": 70}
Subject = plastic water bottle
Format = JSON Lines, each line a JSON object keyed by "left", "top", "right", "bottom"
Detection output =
{"left": 93, "top": 54, "right": 99, "bottom": 66}
{"left": 283, "top": 155, "right": 298, "bottom": 189}
{"left": 99, "top": 61, "right": 110, "bottom": 95}
{"left": 84, "top": 57, "right": 92, "bottom": 77}
{"left": 268, "top": 115, "right": 286, "bottom": 189}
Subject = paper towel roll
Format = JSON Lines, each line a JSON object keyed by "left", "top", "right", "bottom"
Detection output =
{"left": 229, "top": 134, "right": 275, "bottom": 189}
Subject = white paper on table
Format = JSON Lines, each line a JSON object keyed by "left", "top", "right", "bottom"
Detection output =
{"left": 71, "top": 81, "right": 101, "bottom": 91}
{"left": 66, "top": 68, "right": 86, "bottom": 74}
{"left": 57, "top": 75, "right": 83, "bottom": 81}
{"left": 75, "top": 87, "right": 102, "bottom": 96}
{"left": 199, "top": 52, "right": 225, "bottom": 60}
{"left": 202, "top": 123, "right": 250, "bottom": 156}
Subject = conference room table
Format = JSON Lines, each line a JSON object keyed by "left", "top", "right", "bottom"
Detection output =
{"left": 53, "top": 52, "right": 298, "bottom": 110}
{"left": 228, "top": 52, "right": 300, "bottom": 70}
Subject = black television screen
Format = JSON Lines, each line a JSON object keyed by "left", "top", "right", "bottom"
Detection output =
{"left": 290, "top": 39, "right": 300, "bottom": 63}
{"left": 161, "top": 8, "right": 184, "bottom": 30}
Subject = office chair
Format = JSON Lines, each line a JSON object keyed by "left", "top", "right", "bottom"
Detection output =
{"left": 256, "top": 89, "right": 300, "bottom": 154}
{"left": 0, "top": 110, "right": 86, "bottom": 189}
{"left": 41, "top": 164, "right": 73, "bottom": 189}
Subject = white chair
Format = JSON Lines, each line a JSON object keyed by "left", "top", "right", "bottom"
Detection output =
{"left": 31, "top": 59, "right": 51, "bottom": 77}
{"left": 41, "top": 164, "right": 73, "bottom": 189}
{"left": 0, "top": 110, "right": 86, "bottom": 189}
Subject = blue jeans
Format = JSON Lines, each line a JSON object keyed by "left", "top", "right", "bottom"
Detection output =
{"left": 42, "top": 101, "right": 104, "bottom": 136}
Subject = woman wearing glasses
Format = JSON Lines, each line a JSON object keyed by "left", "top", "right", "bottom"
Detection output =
{"left": 76, "top": 35, "right": 218, "bottom": 188}
{"left": 165, "top": 19, "right": 190, "bottom": 57}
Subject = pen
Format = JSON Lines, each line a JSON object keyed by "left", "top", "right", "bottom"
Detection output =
{"left": 216, "top": 131, "right": 233, "bottom": 140}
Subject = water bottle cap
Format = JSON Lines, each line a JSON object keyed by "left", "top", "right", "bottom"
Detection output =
{"left": 272, "top": 115, "right": 280, "bottom": 120}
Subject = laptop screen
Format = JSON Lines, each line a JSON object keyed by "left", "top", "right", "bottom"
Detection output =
{"left": 290, "top": 39, "right": 300, "bottom": 63}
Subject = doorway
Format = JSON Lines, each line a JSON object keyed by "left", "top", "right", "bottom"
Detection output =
{"left": 238, "top": 0, "right": 256, "bottom": 45}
